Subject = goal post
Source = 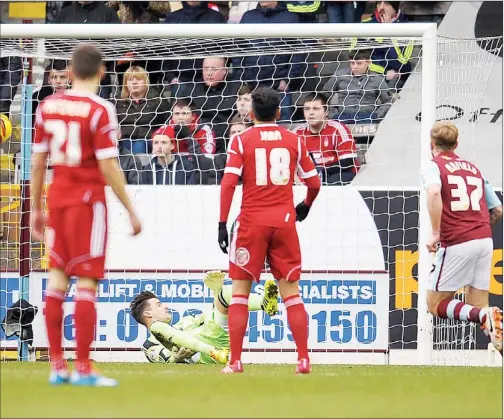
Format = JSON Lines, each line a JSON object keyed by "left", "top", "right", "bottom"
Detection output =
{"left": 3, "top": 22, "right": 499, "bottom": 366}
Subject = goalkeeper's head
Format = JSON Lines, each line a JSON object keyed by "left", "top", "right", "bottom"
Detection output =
{"left": 251, "top": 87, "right": 281, "bottom": 124}
{"left": 130, "top": 291, "right": 172, "bottom": 328}
{"left": 430, "top": 121, "right": 459, "bottom": 156}
{"left": 69, "top": 43, "right": 105, "bottom": 93}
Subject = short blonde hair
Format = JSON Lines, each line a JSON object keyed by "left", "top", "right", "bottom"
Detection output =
{"left": 121, "top": 66, "right": 149, "bottom": 99}
{"left": 431, "top": 121, "right": 459, "bottom": 150}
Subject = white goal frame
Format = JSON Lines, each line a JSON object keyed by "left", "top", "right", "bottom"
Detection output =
{"left": 1, "top": 22, "right": 438, "bottom": 365}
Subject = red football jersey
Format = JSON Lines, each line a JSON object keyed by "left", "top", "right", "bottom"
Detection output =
{"left": 224, "top": 123, "right": 318, "bottom": 227}
{"left": 293, "top": 121, "right": 359, "bottom": 173}
{"left": 33, "top": 90, "right": 119, "bottom": 209}
{"left": 432, "top": 151, "right": 491, "bottom": 246}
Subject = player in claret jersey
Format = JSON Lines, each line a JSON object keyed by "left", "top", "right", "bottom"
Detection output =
{"left": 218, "top": 87, "right": 321, "bottom": 374}
{"left": 423, "top": 121, "right": 503, "bottom": 354}
{"left": 31, "top": 44, "right": 142, "bottom": 386}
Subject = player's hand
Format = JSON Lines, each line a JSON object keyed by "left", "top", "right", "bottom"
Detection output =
{"left": 426, "top": 231, "right": 441, "bottom": 253}
{"left": 218, "top": 222, "right": 229, "bottom": 254}
{"left": 129, "top": 212, "right": 142, "bottom": 236}
{"left": 295, "top": 201, "right": 311, "bottom": 222}
{"left": 30, "top": 209, "right": 46, "bottom": 242}
{"left": 172, "top": 346, "right": 195, "bottom": 362}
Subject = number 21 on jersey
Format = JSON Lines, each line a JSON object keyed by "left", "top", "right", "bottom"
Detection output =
{"left": 447, "top": 174, "right": 483, "bottom": 211}
{"left": 255, "top": 147, "right": 290, "bottom": 186}
{"left": 44, "top": 119, "right": 82, "bottom": 166}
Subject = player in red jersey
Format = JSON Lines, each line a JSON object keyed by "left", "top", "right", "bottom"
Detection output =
{"left": 31, "top": 44, "right": 142, "bottom": 386}
{"left": 218, "top": 87, "right": 321, "bottom": 374}
{"left": 293, "top": 92, "right": 359, "bottom": 185}
{"left": 423, "top": 121, "right": 503, "bottom": 354}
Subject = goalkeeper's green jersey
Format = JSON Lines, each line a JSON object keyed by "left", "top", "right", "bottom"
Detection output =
{"left": 142, "top": 310, "right": 229, "bottom": 364}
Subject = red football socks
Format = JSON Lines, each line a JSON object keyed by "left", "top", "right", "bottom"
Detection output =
{"left": 437, "top": 298, "right": 486, "bottom": 324}
{"left": 45, "top": 287, "right": 66, "bottom": 371}
{"left": 228, "top": 294, "right": 249, "bottom": 364}
{"left": 284, "top": 295, "right": 309, "bottom": 361}
{"left": 74, "top": 288, "right": 97, "bottom": 375}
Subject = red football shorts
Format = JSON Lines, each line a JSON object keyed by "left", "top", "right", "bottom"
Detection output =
{"left": 46, "top": 201, "right": 107, "bottom": 279}
{"left": 229, "top": 221, "right": 301, "bottom": 282}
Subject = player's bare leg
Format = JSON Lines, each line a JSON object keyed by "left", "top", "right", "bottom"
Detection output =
{"left": 278, "top": 279, "right": 311, "bottom": 374}
{"left": 427, "top": 290, "right": 503, "bottom": 353}
{"left": 465, "top": 287, "right": 503, "bottom": 355}
{"left": 70, "top": 277, "right": 117, "bottom": 387}
{"left": 45, "top": 268, "right": 70, "bottom": 384}
{"left": 221, "top": 279, "right": 252, "bottom": 374}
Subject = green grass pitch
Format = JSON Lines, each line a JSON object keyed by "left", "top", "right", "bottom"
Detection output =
{"left": 1, "top": 362, "right": 502, "bottom": 418}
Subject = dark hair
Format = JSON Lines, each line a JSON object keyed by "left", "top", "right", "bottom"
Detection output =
{"left": 251, "top": 87, "right": 280, "bottom": 122}
{"left": 47, "top": 59, "right": 68, "bottom": 72}
{"left": 71, "top": 43, "right": 103, "bottom": 80}
{"left": 302, "top": 92, "right": 329, "bottom": 110}
{"left": 350, "top": 49, "right": 372, "bottom": 61}
{"left": 130, "top": 291, "right": 157, "bottom": 326}
{"left": 237, "top": 84, "right": 253, "bottom": 97}
{"left": 172, "top": 98, "right": 196, "bottom": 112}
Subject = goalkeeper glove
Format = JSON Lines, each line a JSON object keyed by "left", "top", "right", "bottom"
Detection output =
{"left": 218, "top": 222, "right": 229, "bottom": 254}
{"left": 295, "top": 201, "right": 311, "bottom": 222}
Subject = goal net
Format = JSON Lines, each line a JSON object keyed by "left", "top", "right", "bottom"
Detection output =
{"left": 0, "top": 24, "right": 502, "bottom": 366}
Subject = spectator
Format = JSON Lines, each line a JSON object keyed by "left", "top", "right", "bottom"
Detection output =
{"left": 323, "top": 49, "right": 393, "bottom": 123}
{"left": 326, "top": 1, "right": 357, "bottom": 23}
{"left": 293, "top": 92, "right": 358, "bottom": 185}
{"left": 228, "top": 1, "right": 257, "bottom": 23}
{"left": 54, "top": 1, "right": 121, "bottom": 99}
{"left": 286, "top": 1, "right": 323, "bottom": 23}
{"left": 116, "top": 128, "right": 143, "bottom": 185}
{"left": 229, "top": 113, "right": 252, "bottom": 138}
{"left": 233, "top": 2, "right": 307, "bottom": 121}
{"left": 0, "top": 50, "right": 22, "bottom": 115}
{"left": 158, "top": 99, "right": 216, "bottom": 155}
{"left": 46, "top": 1, "right": 67, "bottom": 24}
{"left": 361, "top": 1, "right": 414, "bottom": 90}
{"left": 115, "top": 66, "right": 170, "bottom": 154}
{"left": 139, "top": 132, "right": 197, "bottom": 185}
{"left": 107, "top": 1, "right": 171, "bottom": 23}
{"left": 32, "top": 60, "right": 69, "bottom": 119}
{"left": 162, "top": 2, "right": 226, "bottom": 93}
{"left": 235, "top": 84, "right": 253, "bottom": 122}
{"left": 177, "top": 56, "right": 240, "bottom": 153}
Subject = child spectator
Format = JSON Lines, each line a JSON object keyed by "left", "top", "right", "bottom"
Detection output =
{"left": 158, "top": 99, "right": 216, "bottom": 155}
{"left": 323, "top": 49, "right": 393, "bottom": 124}
{"left": 293, "top": 92, "right": 358, "bottom": 185}
{"left": 236, "top": 84, "right": 253, "bottom": 123}
{"left": 229, "top": 113, "right": 252, "bottom": 138}
{"left": 32, "top": 59, "right": 69, "bottom": 119}
{"left": 115, "top": 66, "right": 170, "bottom": 154}
{"left": 140, "top": 130, "right": 197, "bottom": 185}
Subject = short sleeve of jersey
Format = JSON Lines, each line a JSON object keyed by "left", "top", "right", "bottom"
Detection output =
{"left": 93, "top": 101, "right": 119, "bottom": 160}
{"left": 224, "top": 135, "right": 244, "bottom": 176}
{"left": 334, "top": 123, "right": 357, "bottom": 160}
{"left": 422, "top": 160, "right": 441, "bottom": 188}
{"left": 296, "top": 137, "right": 318, "bottom": 179}
{"left": 33, "top": 106, "right": 49, "bottom": 153}
{"left": 484, "top": 179, "right": 502, "bottom": 210}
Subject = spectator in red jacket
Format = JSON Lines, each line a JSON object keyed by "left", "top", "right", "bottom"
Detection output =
{"left": 293, "top": 92, "right": 359, "bottom": 185}
{"left": 156, "top": 99, "right": 216, "bottom": 156}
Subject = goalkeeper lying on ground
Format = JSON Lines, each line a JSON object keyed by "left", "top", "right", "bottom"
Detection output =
{"left": 130, "top": 271, "right": 279, "bottom": 364}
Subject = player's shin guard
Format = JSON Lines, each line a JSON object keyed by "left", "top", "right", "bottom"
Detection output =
{"left": 437, "top": 299, "right": 487, "bottom": 324}
{"left": 74, "top": 288, "right": 97, "bottom": 375}
{"left": 284, "top": 295, "right": 309, "bottom": 361}
{"left": 228, "top": 294, "right": 249, "bottom": 364}
{"left": 45, "top": 288, "right": 66, "bottom": 371}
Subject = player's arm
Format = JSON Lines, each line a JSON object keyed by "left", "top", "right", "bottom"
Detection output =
{"left": 94, "top": 105, "right": 141, "bottom": 235}
{"left": 422, "top": 161, "right": 442, "bottom": 251}
{"left": 30, "top": 109, "right": 49, "bottom": 241}
{"left": 218, "top": 135, "right": 243, "bottom": 253}
{"left": 483, "top": 178, "right": 503, "bottom": 226}
{"left": 295, "top": 137, "right": 321, "bottom": 222}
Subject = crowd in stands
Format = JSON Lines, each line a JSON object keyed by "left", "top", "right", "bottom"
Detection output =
{"left": 0, "top": 1, "right": 444, "bottom": 186}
